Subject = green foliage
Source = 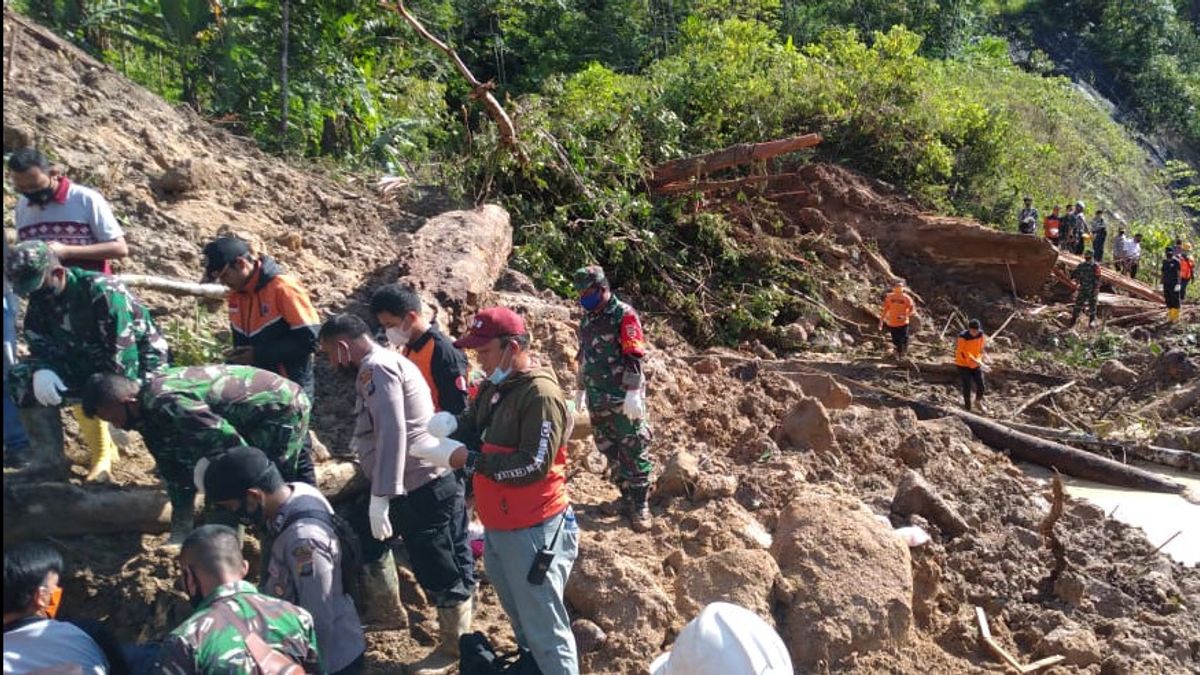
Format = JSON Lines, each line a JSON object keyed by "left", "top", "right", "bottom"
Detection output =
{"left": 1057, "top": 331, "right": 1125, "bottom": 368}
{"left": 162, "top": 304, "right": 228, "bottom": 366}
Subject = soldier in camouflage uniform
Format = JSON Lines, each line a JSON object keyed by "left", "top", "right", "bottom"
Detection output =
{"left": 154, "top": 524, "right": 323, "bottom": 674}
{"left": 81, "top": 365, "right": 311, "bottom": 544}
{"left": 1069, "top": 250, "right": 1101, "bottom": 328}
{"left": 4, "top": 240, "right": 168, "bottom": 480}
{"left": 574, "top": 265, "right": 654, "bottom": 532}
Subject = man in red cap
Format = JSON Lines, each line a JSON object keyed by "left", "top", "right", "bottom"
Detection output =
{"left": 413, "top": 307, "right": 580, "bottom": 675}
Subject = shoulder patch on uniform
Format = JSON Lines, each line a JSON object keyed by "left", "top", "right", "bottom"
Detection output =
{"left": 358, "top": 370, "right": 372, "bottom": 387}
{"left": 293, "top": 543, "right": 315, "bottom": 577}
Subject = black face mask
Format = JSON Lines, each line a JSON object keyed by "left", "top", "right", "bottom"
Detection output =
{"left": 181, "top": 566, "right": 205, "bottom": 609}
{"left": 22, "top": 186, "right": 55, "bottom": 206}
{"left": 234, "top": 496, "right": 265, "bottom": 527}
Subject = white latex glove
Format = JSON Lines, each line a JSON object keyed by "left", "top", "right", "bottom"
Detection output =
{"left": 193, "top": 457, "right": 211, "bottom": 492}
{"left": 427, "top": 411, "right": 458, "bottom": 439}
{"left": 574, "top": 390, "right": 588, "bottom": 413}
{"left": 32, "top": 369, "right": 67, "bottom": 406}
{"left": 1176, "top": 284, "right": 1182, "bottom": 292}
{"left": 411, "top": 438, "right": 464, "bottom": 470}
{"left": 623, "top": 389, "right": 647, "bottom": 420}
{"left": 369, "top": 495, "right": 393, "bottom": 541}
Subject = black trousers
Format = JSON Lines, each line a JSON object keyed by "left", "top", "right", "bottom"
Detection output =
{"left": 958, "top": 366, "right": 985, "bottom": 406}
{"left": 1165, "top": 285, "right": 1182, "bottom": 310}
{"left": 888, "top": 325, "right": 909, "bottom": 349}
{"left": 388, "top": 472, "right": 477, "bottom": 608}
{"left": 1092, "top": 230, "right": 1106, "bottom": 262}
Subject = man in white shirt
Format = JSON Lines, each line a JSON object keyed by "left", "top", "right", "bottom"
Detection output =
{"left": 7, "top": 147, "right": 129, "bottom": 483}
{"left": 3, "top": 542, "right": 109, "bottom": 675}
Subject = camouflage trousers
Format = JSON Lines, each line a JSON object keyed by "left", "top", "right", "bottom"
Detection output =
{"left": 1072, "top": 290, "right": 1098, "bottom": 322}
{"left": 589, "top": 404, "right": 653, "bottom": 488}
{"left": 158, "top": 403, "right": 311, "bottom": 506}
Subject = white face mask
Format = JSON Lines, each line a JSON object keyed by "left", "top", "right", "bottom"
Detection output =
{"left": 386, "top": 326, "right": 410, "bottom": 348}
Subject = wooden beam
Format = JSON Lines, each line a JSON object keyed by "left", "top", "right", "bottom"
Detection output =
{"left": 649, "top": 133, "right": 822, "bottom": 185}
{"left": 1058, "top": 251, "right": 1163, "bottom": 303}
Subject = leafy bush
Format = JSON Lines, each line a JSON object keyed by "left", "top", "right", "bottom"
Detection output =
{"left": 162, "top": 304, "right": 228, "bottom": 366}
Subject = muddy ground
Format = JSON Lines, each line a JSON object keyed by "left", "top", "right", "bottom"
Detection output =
{"left": 5, "top": 8, "right": 1200, "bottom": 675}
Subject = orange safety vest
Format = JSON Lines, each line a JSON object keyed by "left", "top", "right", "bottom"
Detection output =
{"left": 880, "top": 290, "right": 915, "bottom": 328}
{"left": 954, "top": 330, "right": 987, "bottom": 369}
{"left": 474, "top": 442, "right": 569, "bottom": 531}
{"left": 1182, "top": 256, "right": 1194, "bottom": 281}
{"left": 1043, "top": 215, "right": 1060, "bottom": 239}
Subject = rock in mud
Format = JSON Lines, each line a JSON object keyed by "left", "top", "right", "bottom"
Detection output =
{"left": 792, "top": 373, "right": 853, "bottom": 410}
{"left": 152, "top": 158, "right": 217, "bottom": 195}
{"left": 1038, "top": 623, "right": 1103, "bottom": 666}
{"left": 770, "top": 488, "right": 913, "bottom": 668}
{"left": 891, "top": 470, "right": 971, "bottom": 537}
{"left": 1100, "top": 359, "right": 1138, "bottom": 387}
{"left": 657, "top": 450, "right": 700, "bottom": 498}
{"left": 777, "top": 396, "right": 836, "bottom": 452}
{"left": 1151, "top": 349, "right": 1197, "bottom": 384}
{"left": 564, "top": 544, "right": 675, "bottom": 663}
{"left": 691, "top": 356, "right": 722, "bottom": 375}
{"left": 692, "top": 474, "right": 738, "bottom": 501}
{"left": 675, "top": 549, "right": 780, "bottom": 620}
{"left": 571, "top": 619, "right": 607, "bottom": 654}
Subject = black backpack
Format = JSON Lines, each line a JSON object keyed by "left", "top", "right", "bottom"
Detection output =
{"left": 460, "top": 632, "right": 543, "bottom": 674}
{"left": 278, "top": 507, "right": 364, "bottom": 604}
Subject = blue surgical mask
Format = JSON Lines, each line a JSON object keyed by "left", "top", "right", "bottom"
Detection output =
{"left": 580, "top": 289, "right": 604, "bottom": 311}
{"left": 488, "top": 345, "right": 512, "bottom": 384}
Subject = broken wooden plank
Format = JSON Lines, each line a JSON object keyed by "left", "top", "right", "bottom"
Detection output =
{"left": 976, "top": 606, "right": 1065, "bottom": 674}
{"left": 649, "top": 133, "right": 822, "bottom": 186}
{"left": 1009, "top": 380, "right": 1077, "bottom": 420}
{"left": 118, "top": 274, "right": 228, "bottom": 299}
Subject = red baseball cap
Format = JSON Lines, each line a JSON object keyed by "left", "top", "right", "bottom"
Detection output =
{"left": 454, "top": 307, "right": 527, "bottom": 349}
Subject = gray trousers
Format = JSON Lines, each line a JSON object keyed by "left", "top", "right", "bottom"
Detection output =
{"left": 484, "top": 507, "right": 580, "bottom": 675}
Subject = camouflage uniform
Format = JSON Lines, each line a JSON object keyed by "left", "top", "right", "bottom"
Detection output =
{"left": 6, "top": 266, "right": 167, "bottom": 406}
{"left": 135, "top": 365, "right": 311, "bottom": 507}
{"left": 153, "top": 580, "right": 323, "bottom": 674}
{"left": 1070, "top": 259, "right": 1101, "bottom": 323}
{"left": 576, "top": 275, "right": 653, "bottom": 489}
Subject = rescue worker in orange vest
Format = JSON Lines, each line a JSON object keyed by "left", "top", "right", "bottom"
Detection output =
{"left": 954, "top": 319, "right": 987, "bottom": 413}
{"left": 201, "top": 236, "right": 320, "bottom": 484}
{"left": 1180, "top": 243, "right": 1194, "bottom": 303}
{"left": 414, "top": 307, "right": 580, "bottom": 675}
{"left": 370, "top": 283, "right": 470, "bottom": 415}
{"left": 1043, "top": 206, "right": 1063, "bottom": 247}
{"left": 877, "top": 280, "right": 916, "bottom": 359}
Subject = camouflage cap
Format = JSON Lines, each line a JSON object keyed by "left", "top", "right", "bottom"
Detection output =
{"left": 5, "top": 240, "right": 55, "bottom": 297}
{"left": 572, "top": 265, "right": 607, "bottom": 292}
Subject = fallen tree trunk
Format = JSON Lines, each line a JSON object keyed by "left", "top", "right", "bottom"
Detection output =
{"left": 649, "top": 133, "right": 821, "bottom": 186}
{"left": 4, "top": 482, "right": 170, "bottom": 542}
{"left": 1058, "top": 251, "right": 1163, "bottom": 303}
{"left": 3, "top": 460, "right": 365, "bottom": 541}
{"left": 1004, "top": 422, "right": 1200, "bottom": 472}
{"left": 909, "top": 401, "right": 1188, "bottom": 494}
{"left": 397, "top": 205, "right": 512, "bottom": 335}
{"left": 117, "top": 274, "right": 227, "bottom": 299}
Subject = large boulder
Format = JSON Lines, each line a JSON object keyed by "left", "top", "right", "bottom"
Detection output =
{"left": 1099, "top": 359, "right": 1138, "bottom": 387}
{"left": 777, "top": 396, "right": 836, "bottom": 452}
{"left": 675, "top": 549, "right": 780, "bottom": 620}
{"left": 792, "top": 373, "right": 853, "bottom": 410}
{"left": 565, "top": 544, "right": 675, "bottom": 665}
{"left": 770, "top": 488, "right": 913, "bottom": 668}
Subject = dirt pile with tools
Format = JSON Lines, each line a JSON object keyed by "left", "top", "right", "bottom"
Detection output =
{"left": 6, "top": 9, "right": 1200, "bottom": 675}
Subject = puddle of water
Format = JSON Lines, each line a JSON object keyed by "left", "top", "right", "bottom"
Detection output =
{"left": 1022, "top": 462, "right": 1200, "bottom": 566}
